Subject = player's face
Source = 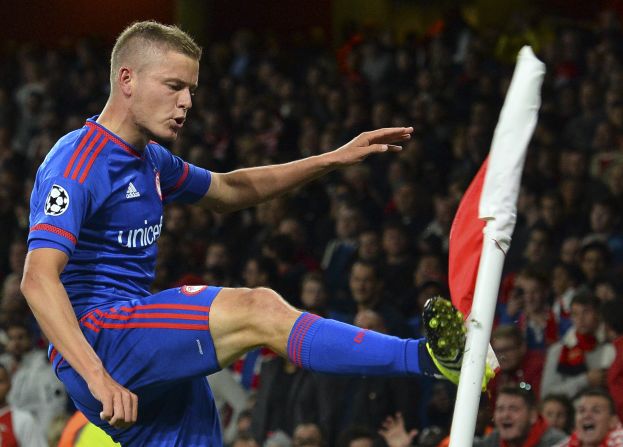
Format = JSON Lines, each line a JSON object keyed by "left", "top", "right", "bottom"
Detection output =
{"left": 131, "top": 50, "right": 199, "bottom": 142}
{"left": 574, "top": 396, "right": 617, "bottom": 446}
{"left": 494, "top": 394, "right": 536, "bottom": 443}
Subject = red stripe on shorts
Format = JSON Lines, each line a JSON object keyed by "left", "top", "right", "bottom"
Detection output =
{"left": 93, "top": 321, "right": 209, "bottom": 330}
{"left": 118, "top": 304, "right": 210, "bottom": 313}
{"left": 100, "top": 311, "right": 207, "bottom": 321}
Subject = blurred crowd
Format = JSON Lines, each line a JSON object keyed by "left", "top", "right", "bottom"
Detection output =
{"left": 1, "top": 6, "right": 623, "bottom": 447}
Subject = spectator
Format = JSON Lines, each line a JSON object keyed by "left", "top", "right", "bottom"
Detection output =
{"left": 312, "top": 309, "right": 418, "bottom": 445}
{"left": 204, "top": 241, "right": 233, "bottom": 283}
{"left": 475, "top": 386, "right": 566, "bottom": 447}
{"left": 601, "top": 298, "right": 623, "bottom": 422}
{"left": 347, "top": 260, "right": 407, "bottom": 335}
{"left": 490, "top": 325, "right": 545, "bottom": 404}
{"left": 540, "top": 394, "right": 575, "bottom": 435}
{"left": 551, "top": 263, "right": 584, "bottom": 337}
{"left": 499, "top": 269, "right": 558, "bottom": 352}
{"left": 262, "top": 234, "right": 309, "bottom": 303}
{"left": 356, "top": 229, "right": 382, "bottom": 263}
{"left": 554, "top": 388, "right": 623, "bottom": 447}
{"left": 232, "top": 433, "right": 261, "bottom": 447}
{"left": 0, "top": 363, "right": 47, "bottom": 446}
{"left": 250, "top": 356, "right": 318, "bottom": 443}
{"left": 541, "top": 292, "right": 615, "bottom": 398}
{"left": 380, "top": 221, "right": 415, "bottom": 303}
{"left": 378, "top": 413, "right": 418, "bottom": 447}
{"left": 321, "top": 202, "right": 363, "bottom": 304}
{"left": 585, "top": 198, "right": 623, "bottom": 266}
{"left": 337, "top": 426, "right": 376, "bottom": 447}
{"left": 578, "top": 242, "right": 612, "bottom": 287}
{"left": 292, "top": 423, "right": 323, "bottom": 447}
{"left": 0, "top": 320, "right": 66, "bottom": 433}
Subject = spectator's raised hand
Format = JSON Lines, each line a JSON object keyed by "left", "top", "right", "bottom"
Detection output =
{"left": 379, "top": 412, "right": 418, "bottom": 447}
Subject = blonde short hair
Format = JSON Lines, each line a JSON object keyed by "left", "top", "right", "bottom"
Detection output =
{"left": 110, "top": 20, "right": 201, "bottom": 85}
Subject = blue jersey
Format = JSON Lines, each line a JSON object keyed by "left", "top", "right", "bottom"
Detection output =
{"left": 28, "top": 117, "right": 211, "bottom": 317}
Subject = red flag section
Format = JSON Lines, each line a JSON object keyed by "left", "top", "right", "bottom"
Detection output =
{"left": 448, "top": 157, "right": 489, "bottom": 317}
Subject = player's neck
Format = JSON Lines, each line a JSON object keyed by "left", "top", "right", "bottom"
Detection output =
{"left": 97, "top": 101, "right": 148, "bottom": 150}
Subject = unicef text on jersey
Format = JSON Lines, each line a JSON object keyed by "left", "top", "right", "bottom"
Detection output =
{"left": 117, "top": 216, "right": 163, "bottom": 248}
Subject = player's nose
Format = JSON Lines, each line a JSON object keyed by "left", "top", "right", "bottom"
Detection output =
{"left": 178, "top": 88, "right": 193, "bottom": 110}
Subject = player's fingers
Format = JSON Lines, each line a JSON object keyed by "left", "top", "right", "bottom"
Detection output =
{"left": 109, "top": 391, "right": 125, "bottom": 426}
{"left": 100, "top": 394, "right": 113, "bottom": 422}
{"left": 122, "top": 391, "right": 133, "bottom": 423}
{"left": 366, "top": 127, "right": 413, "bottom": 144}
{"left": 131, "top": 392, "right": 138, "bottom": 423}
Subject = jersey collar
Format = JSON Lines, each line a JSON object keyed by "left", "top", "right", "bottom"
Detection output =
{"left": 86, "top": 116, "right": 143, "bottom": 159}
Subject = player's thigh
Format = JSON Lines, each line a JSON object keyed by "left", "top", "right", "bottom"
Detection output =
{"left": 78, "top": 285, "right": 223, "bottom": 390}
{"left": 208, "top": 287, "right": 301, "bottom": 366}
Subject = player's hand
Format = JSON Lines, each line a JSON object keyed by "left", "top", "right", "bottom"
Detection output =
{"left": 331, "top": 127, "right": 413, "bottom": 166}
{"left": 379, "top": 412, "right": 418, "bottom": 447}
{"left": 87, "top": 369, "right": 138, "bottom": 429}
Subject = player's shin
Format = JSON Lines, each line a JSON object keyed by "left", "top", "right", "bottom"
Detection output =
{"left": 286, "top": 313, "right": 440, "bottom": 376}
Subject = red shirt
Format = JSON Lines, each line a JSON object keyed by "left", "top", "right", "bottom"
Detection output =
{"left": 608, "top": 336, "right": 623, "bottom": 423}
{"left": 0, "top": 407, "right": 19, "bottom": 447}
{"left": 489, "top": 350, "right": 545, "bottom": 407}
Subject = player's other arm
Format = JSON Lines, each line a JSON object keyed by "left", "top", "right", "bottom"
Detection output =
{"left": 21, "top": 248, "right": 137, "bottom": 428}
{"left": 202, "top": 127, "right": 413, "bottom": 213}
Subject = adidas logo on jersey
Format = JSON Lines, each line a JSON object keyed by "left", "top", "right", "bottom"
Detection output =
{"left": 126, "top": 182, "right": 140, "bottom": 199}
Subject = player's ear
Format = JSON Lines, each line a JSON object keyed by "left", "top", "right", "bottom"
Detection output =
{"left": 118, "top": 67, "right": 133, "bottom": 97}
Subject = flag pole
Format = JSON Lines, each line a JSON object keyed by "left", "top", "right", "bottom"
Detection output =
{"left": 448, "top": 47, "right": 545, "bottom": 447}
{"left": 448, "top": 231, "right": 504, "bottom": 446}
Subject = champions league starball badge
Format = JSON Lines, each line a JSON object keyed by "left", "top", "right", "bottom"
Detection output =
{"left": 44, "top": 184, "right": 70, "bottom": 216}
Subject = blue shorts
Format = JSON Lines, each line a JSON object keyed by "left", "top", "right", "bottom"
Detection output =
{"left": 52, "top": 286, "right": 224, "bottom": 446}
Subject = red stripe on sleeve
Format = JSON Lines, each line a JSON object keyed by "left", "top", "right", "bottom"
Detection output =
{"left": 30, "top": 224, "right": 77, "bottom": 245}
{"left": 166, "top": 162, "right": 189, "bottom": 194}
{"left": 79, "top": 135, "right": 109, "bottom": 184}
{"left": 64, "top": 126, "right": 96, "bottom": 178}
{"left": 71, "top": 131, "right": 103, "bottom": 180}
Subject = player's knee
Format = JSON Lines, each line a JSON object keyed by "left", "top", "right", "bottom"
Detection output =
{"left": 245, "top": 287, "right": 287, "bottom": 315}
{"left": 245, "top": 287, "right": 297, "bottom": 336}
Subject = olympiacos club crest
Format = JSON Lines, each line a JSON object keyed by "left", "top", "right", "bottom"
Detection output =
{"left": 181, "top": 285, "right": 207, "bottom": 296}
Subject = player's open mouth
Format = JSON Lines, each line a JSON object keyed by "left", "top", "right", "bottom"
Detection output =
{"left": 501, "top": 422, "right": 514, "bottom": 430}
{"left": 173, "top": 117, "right": 185, "bottom": 127}
{"left": 581, "top": 423, "right": 596, "bottom": 432}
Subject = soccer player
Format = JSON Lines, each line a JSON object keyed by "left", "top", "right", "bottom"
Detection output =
{"left": 21, "top": 21, "right": 471, "bottom": 446}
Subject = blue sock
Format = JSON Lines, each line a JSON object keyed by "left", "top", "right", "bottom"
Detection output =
{"left": 287, "top": 313, "right": 439, "bottom": 376}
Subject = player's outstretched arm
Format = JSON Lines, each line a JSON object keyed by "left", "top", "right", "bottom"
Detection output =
{"left": 21, "top": 248, "right": 138, "bottom": 429}
{"left": 202, "top": 127, "right": 413, "bottom": 213}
